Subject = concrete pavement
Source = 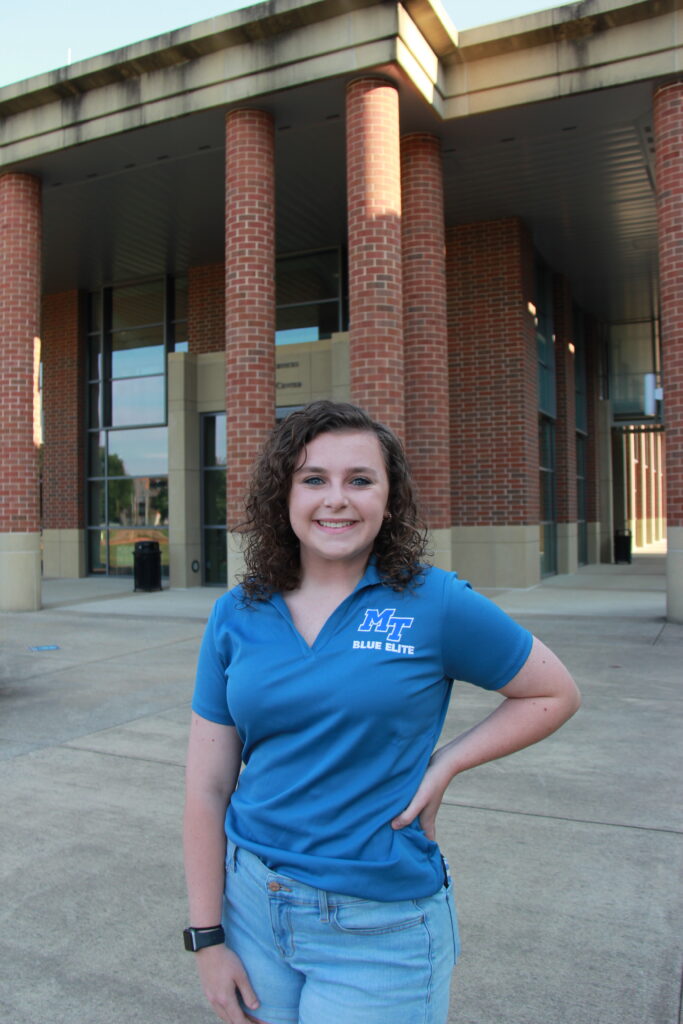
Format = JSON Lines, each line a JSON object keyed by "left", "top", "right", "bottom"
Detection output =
{"left": 1, "top": 549, "right": 681, "bottom": 1023}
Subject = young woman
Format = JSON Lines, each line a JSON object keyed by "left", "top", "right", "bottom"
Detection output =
{"left": 183, "top": 400, "right": 580, "bottom": 1024}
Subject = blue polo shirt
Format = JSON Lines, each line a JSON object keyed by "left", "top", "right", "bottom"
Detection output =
{"left": 192, "top": 563, "right": 532, "bottom": 901}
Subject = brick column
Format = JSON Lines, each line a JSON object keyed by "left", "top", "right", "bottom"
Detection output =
{"left": 654, "top": 82, "right": 683, "bottom": 621}
{"left": 346, "top": 79, "right": 404, "bottom": 435}
{"left": 553, "top": 274, "right": 578, "bottom": 573}
{"left": 225, "top": 109, "right": 276, "bottom": 584}
{"left": 42, "top": 290, "right": 85, "bottom": 577}
{"left": 400, "top": 133, "right": 451, "bottom": 566}
{"left": 446, "top": 218, "right": 539, "bottom": 588}
{"left": 0, "top": 173, "right": 42, "bottom": 610}
{"left": 188, "top": 264, "right": 225, "bottom": 355}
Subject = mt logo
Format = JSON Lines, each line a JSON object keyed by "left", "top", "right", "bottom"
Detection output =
{"left": 357, "top": 608, "right": 414, "bottom": 642}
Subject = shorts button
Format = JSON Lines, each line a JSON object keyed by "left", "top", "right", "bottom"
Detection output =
{"left": 267, "top": 881, "right": 282, "bottom": 892}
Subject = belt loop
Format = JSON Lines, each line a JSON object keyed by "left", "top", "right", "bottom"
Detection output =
{"left": 230, "top": 841, "right": 239, "bottom": 872}
{"left": 318, "top": 888, "right": 329, "bottom": 923}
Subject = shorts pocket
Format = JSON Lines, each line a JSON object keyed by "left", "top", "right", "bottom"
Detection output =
{"left": 331, "top": 898, "right": 425, "bottom": 936}
{"left": 444, "top": 879, "right": 461, "bottom": 964}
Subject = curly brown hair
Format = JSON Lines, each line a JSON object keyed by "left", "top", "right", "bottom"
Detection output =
{"left": 237, "top": 400, "right": 429, "bottom": 599}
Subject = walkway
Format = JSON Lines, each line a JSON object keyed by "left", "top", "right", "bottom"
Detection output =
{"left": 1, "top": 552, "right": 681, "bottom": 1023}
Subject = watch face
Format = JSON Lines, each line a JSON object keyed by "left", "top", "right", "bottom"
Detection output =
{"left": 183, "top": 929, "right": 196, "bottom": 951}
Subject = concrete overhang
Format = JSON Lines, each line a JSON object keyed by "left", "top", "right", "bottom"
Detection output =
{"left": 3, "top": 0, "right": 682, "bottom": 171}
{"left": 0, "top": 0, "right": 446, "bottom": 168}
{"left": 0, "top": 0, "right": 670, "bottom": 324}
{"left": 446, "top": 0, "right": 683, "bottom": 117}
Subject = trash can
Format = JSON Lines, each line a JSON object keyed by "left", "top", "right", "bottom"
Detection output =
{"left": 614, "top": 529, "right": 632, "bottom": 565}
{"left": 133, "top": 540, "right": 162, "bottom": 591}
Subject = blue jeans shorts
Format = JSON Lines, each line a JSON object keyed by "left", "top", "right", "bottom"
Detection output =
{"left": 222, "top": 839, "right": 460, "bottom": 1024}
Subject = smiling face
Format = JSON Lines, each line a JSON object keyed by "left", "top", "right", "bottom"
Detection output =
{"left": 288, "top": 429, "right": 391, "bottom": 577}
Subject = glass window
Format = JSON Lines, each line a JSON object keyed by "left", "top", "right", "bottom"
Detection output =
{"left": 609, "top": 321, "right": 660, "bottom": 419}
{"left": 276, "top": 301, "right": 340, "bottom": 346}
{"left": 204, "top": 530, "right": 227, "bottom": 586}
{"left": 202, "top": 413, "right": 228, "bottom": 584}
{"left": 85, "top": 278, "right": 177, "bottom": 577}
{"left": 276, "top": 251, "right": 340, "bottom": 306}
{"left": 88, "top": 383, "right": 103, "bottom": 429}
{"left": 111, "top": 376, "right": 165, "bottom": 426}
{"left": 111, "top": 327, "right": 165, "bottom": 378}
{"left": 107, "top": 477, "right": 136, "bottom": 525}
{"left": 275, "top": 249, "right": 344, "bottom": 346}
{"left": 535, "top": 258, "right": 556, "bottom": 419}
{"left": 107, "top": 427, "right": 168, "bottom": 477}
{"left": 573, "top": 308, "right": 588, "bottom": 434}
{"left": 88, "top": 482, "right": 106, "bottom": 526}
{"left": 576, "top": 434, "right": 588, "bottom": 565}
{"left": 108, "top": 477, "right": 168, "bottom": 527}
{"left": 87, "top": 337, "right": 102, "bottom": 381}
{"left": 204, "top": 471, "right": 226, "bottom": 527}
{"left": 539, "top": 417, "right": 557, "bottom": 576}
{"left": 88, "top": 529, "right": 106, "bottom": 574}
{"left": 88, "top": 432, "right": 106, "bottom": 477}
{"left": 204, "top": 414, "right": 227, "bottom": 467}
{"left": 111, "top": 281, "right": 164, "bottom": 330}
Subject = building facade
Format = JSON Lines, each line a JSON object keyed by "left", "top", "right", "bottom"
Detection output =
{"left": 0, "top": 0, "right": 681, "bottom": 619}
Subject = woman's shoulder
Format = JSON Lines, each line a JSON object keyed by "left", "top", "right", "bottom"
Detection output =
{"left": 389, "top": 564, "right": 472, "bottom": 611}
{"left": 209, "top": 581, "right": 263, "bottom": 621}
{"left": 413, "top": 564, "right": 471, "bottom": 594}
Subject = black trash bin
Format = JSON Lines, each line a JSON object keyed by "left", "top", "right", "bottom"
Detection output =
{"left": 614, "top": 529, "right": 632, "bottom": 565}
{"left": 133, "top": 540, "right": 162, "bottom": 591}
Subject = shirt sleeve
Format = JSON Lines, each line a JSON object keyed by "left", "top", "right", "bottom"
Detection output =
{"left": 191, "top": 597, "right": 235, "bottom": 725}
{"left": 440, "top": 574, "right": 533, "bottom": 690}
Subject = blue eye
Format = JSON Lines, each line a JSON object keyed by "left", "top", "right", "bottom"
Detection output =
{"left": 302, "top": 476, "right": 324, "bottom": 485}
{"left": 351, "top": 477, "right": 372, "bottom": 486}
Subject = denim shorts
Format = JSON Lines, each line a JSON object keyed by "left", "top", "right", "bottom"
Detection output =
{"left": 221, "top": 839, "right": 460, "bottom": 1024}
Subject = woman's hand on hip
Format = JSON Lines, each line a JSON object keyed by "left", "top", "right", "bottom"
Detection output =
{"left": 390, "top": 757, "right": 451, "bottom": 841}
{"left": 196, "top": 944, "right": 261, "bottom": 1024}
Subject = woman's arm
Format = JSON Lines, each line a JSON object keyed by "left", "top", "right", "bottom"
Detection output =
{"left": 391, "top": 636, "right": 581, "bottom": 840}
{"left": 183, "top": 712, "right": 260, "bottom": 1023}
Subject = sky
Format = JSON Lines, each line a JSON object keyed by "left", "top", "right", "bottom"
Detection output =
{"left": 0, "top": 0, "right": 565, "bottom": 88}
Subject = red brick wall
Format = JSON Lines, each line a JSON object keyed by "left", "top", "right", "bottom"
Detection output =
{"left": 188, "top": 263, "right": 225, "bottom": 355}
{"left": 41, "top": 290, "right": 84, "bottom": 530}
{"left": 446, "top": 218, "right": 538, "bottom": 525}
{"left": 401, "top": 133, "right": 450, "bottom": 528}
{"left": 346, "top": 78, "right": 404, "bottom": 436}
{"left": 225, "top": 109, "right": 276, "bottom": 527}
{"left": 553, "top": 274, "right": 577, "bottom": 523}
{"left": 654, "top": 82, "right": 683, "bottom": 529}
{"left": 0, "top": 173, "right": 42, "bottom": 534}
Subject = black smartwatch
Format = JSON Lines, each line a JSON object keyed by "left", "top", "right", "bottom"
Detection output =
{"left": 183, "top": 925, "right": 225, "bottom": 952}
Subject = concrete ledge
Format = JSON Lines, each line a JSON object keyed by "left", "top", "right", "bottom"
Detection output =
{"left": 42, "top": 528, "right": 85, "bottom": 579}
{"left": 587, "top": 522, "right": 601, "bottom": 565}
{"left": 666, "top": 526, "right": 683, "bottom": 624}
{"left": 557, "top": 522, "right": 578, "bottom": 576}
{"left": 451, "top": 524, "right": 539, "bottom": 588}
{"left": 0, "top": 532, "right": 41, "bottom": 611}
{"left": 428, "top": 527, "right": 452, "bottom": 572}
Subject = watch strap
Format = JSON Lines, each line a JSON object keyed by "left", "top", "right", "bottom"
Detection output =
{"left": 183, "top": 925, "right": 225, "bottom": 952}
